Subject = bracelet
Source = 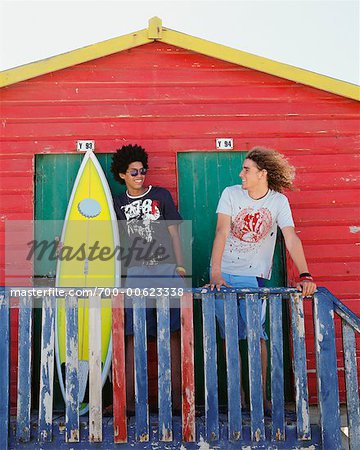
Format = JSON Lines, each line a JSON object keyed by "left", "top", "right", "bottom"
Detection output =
{"left": 299, "top": 275, "right": 314, "bottom": 282}
{"left": 299, "top": 272, "right": 312, "bottom": 278}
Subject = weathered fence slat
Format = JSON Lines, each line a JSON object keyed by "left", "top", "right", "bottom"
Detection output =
{"left": 224, "top": 292, "right": 242, "bottom": 441}
{"left": 157, "top": 295, "right": 173, "bottom": 441}
{"left": 269, "top": 293, "right": 285, "bottom": 441}
{"left": 38, "top": 296, "right": 55, "bottom": 442}
{"left": 202, "top": 293, "right": 219, "bottom": 441}
{"left": 89, "top": 295, "right": 102, "bottom": 442}
{"left": 133, "top": 295, "right": 149, "bottom": 442}
{"left": 290, "top": 293, "right": 311, "bottom": 440}
{"left": 313, "top": 292, "right": 342, "bottom": 449}
{"left": 112, "top": 293, "right": 127, "bottom": 443}
{"left": 0, "top": 291, "right": 10, "bottom": 450}
{"left": 65, "top": 295, "right": 79, "bottom": 442}
{"left": 343, "top": 323, "right": 360, "bottom": 450}
{"left": 16, "top": 295, "right": 33, "bottom": 442}
{"left": 180, "top": 292, "right": 195, "bottom": 442}
{"left": 245, "top": 293, "right": 265, "bottom": 442}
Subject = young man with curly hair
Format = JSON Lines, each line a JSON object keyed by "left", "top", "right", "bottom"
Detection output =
{"left": 111, "top": 144, "right": 185, "bottom": 413}
{"left": 209, "top": 147, "right": 316, "bottom": 414}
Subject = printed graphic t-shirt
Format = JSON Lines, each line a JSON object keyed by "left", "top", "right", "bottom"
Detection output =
{"left": 216, "top": 185, "right": 294, "bottom": 279}
{"left": 114, "top": 186, "right": 182, "bottom": 267}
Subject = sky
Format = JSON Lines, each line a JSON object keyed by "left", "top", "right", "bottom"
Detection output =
{"left": 0, "top": 0, "right": 359, "bottom": 85}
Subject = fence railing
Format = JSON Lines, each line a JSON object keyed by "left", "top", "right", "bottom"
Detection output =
{"left": 0, "top": 286, "right": 359, "bottom": 449}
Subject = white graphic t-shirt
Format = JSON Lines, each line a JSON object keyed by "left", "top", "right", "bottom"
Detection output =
{"left": 216, "top": 185, "right": 294, "bottom": 279}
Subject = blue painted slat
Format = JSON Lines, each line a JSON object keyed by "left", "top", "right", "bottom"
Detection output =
{"left": 313, "top": 292, "right": 342, "bottom": 449}
{"left": 16, "top": 295, "right": 33, "bottom": 442}
{"left": 157, "top": 295, "right": 173, "bottom": 441}
{"left": 269, "top": 294, "right": 285, "bottom": 441}
{"left": 202, "top": 293, "right": 219, "bottom": 441}
{"left": 133, "top": 295, "right": 149, "bottom": 442}
{"left": 245, "top": 293, "right": 265, "bottom": 442}
{"left": 224, "top": 292, "right": 242, "bottom": 441}
{"left": 290, "top": 293, "right": 311, "bottom": 440}
{"left": 65, "top": 295, "right": 79, "bottom": 442}
{"left": 38, "top": 296, "right": 56, "bottom": 442}
{"left": 0, "top": 290, "right": 10, "bottom": 450}
{"left": 342, "top": 321, "right": 360, "bottom": 450}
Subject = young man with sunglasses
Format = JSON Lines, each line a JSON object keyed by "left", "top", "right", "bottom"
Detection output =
{"left": 111, "top": 144, "right": 185, "bottom": 413}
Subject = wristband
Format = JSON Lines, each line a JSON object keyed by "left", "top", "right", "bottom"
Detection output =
{"left": 299, "top": 273, "right": 314, "bottom": 282}
{"left": 299, "top": 272, "right": 312, "bottom": 278}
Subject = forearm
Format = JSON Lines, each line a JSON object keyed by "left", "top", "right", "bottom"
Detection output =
{"left": 285, "top": 233, "right": 309, "bottom": 275}
{"left": 168, "top": 225, "right": 184, "bottom": 267}
{"left": 210, "top": 232, "right": 227, "bottom": 277}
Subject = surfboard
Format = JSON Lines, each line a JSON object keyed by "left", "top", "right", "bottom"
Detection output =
{"left": 55, "top": 150, "right": 120, "bottom": 415}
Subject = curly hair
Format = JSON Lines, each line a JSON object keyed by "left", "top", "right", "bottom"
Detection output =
{"left": 246, "top": 147, "right": 295, "bottom": 192}
{"left": 111, "top": 144, "right": 149, "bottom": 184}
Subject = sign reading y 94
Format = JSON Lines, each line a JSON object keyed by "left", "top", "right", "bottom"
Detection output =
{"left": 216, "top": 138, "right": 233, "bottom": 150}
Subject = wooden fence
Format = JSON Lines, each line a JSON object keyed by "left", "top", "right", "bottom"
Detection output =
{"left": 0, "top": 287, "right": 359, "bottom": 449}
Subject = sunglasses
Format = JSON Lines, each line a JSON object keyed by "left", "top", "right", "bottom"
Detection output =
{"left": 127, "top": 167, "right": 147, "bottom": 177}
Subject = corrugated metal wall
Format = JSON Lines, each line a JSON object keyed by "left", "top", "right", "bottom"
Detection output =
{"left": 1, "top": 41, "right": 359, "bottom": 404}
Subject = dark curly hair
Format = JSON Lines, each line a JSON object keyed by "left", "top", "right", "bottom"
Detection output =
{"left": 111, "top": 144, "right": 149, "bottom": 184}
{"left": 246, "top": 147, "right": 295, "bottom": 192}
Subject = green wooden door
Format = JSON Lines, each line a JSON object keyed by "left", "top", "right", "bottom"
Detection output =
{"left": 177, "top": 151, "right": 292, "bottom": 406}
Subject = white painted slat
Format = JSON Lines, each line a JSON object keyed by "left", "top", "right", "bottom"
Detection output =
{"left": 89, "top": 295, "right": 102, "bottom": 442}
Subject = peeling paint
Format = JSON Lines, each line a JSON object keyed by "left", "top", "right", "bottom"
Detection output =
{"left": 349, "top": 226, "right": 360, "bottom": 234}
{"left": 275, "top": 428, "right": 284, "bottom": 440}
{"left": 139, "top": 432, "right": 149, "bottom": 442}
{"left": 197, "top": 436, "right": 211, "bottom": 449}
{"left": 161, "top": 423, "right": 172, "bottom": 441}
{"left": 232, "top": 430, "right": 241, "bottom": 440}
{"left": 254, "top": 428, "right": 261, "bottom": 442}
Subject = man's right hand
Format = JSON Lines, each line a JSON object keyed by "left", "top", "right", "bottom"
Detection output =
{"left": 205, "top": 272, "right": 231, "bottom": 291}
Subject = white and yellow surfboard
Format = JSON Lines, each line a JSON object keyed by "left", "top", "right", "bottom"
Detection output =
{"left": 55, "top": 150, "right": 119, "bottom": 414}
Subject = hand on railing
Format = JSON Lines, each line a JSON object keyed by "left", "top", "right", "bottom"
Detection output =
{"left": 296, "top": 278, "right": 317, "bottom": 297}
{"left": 205, "top": 273, "right": 231, "bottom": 292}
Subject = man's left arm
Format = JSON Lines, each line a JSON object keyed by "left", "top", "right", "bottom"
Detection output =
{"left": 282, "top": 226, "right": 317, "bottom": 296}
{"left": 168, "top": 224, "right": 186, "bottom": 277}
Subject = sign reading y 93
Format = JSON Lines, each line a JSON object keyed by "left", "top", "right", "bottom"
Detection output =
{"left": 216, "top": 138, "right": 233, "bottom": 150}
{"left": 77, "top": 140, "right": 95, "bottom": 152}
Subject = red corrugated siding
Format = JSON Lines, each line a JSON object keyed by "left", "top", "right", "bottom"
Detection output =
{"left": 1, "top": 42, "right": 359, "bottom": 404}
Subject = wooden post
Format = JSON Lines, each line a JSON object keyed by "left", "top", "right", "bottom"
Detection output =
{"left": 65, "top": 295, "right": 79, "bottom": 442}
{"left": 224, "top": 292, "right": 242, "bottom": 441}
{"left": 181, "top": 292, "right": 195, "bottom": 442}
{"left": 245, "top": 293, "right": 265, "bottom": 442}
{"left": 89, "top": 295, "right": 102, "bottom": 442}
{"left": 133, "top": 295, "right": 149, "bottom": 442}
{"left": 201, "top": 292, "right": 219, "bottom": 441}
{"left": 0, "top": 290, "right": 10, "bottom": 450}
{"left": 38, "top": 295, "right": 55, "bottom": 442}
{"left": 313, "top": 292, "right": 342, "bottom": 449}
{"left": 290, "top": 293, "right": 311, "bottom": 440}
{"left": 157, "top": 295, "right": 173, "bottom": 441}
{"left": 342, "top": 321, "right": 360, "bottom": 450}
{"left": 16, "top": 295, "right": 33, "bottom": 442}
{"left": 112, "top": 293, "right": 127, "bottom": 443}
{"left": 269, "top": 293, "right": 285, "bottom": 441}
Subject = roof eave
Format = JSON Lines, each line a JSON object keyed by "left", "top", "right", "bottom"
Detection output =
{"left": 1, "top": 16, "right": 359, "bottom": 101}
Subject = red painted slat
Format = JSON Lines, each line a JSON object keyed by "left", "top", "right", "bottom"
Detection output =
{"left": 0, "top": 135, "right": 358, "bottom": 155}
{"left": 181, "top": 292, "right": 195, "bottom": 442}
{"left": 293, "top": 207, "right": 360, "bottom": 224}
{"left": 305, "top": 244, "right": 360, "bottom": 262}
{"left": 111, "top": 294, "right": 127, "bottom": 443}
